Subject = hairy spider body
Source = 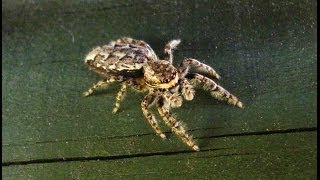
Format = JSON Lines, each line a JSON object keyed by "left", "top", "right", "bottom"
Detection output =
{"left": 85, "top": 38, "right": 156, "bottom": 76}
{"left": 84, "top": 37, "right": 243, "bottom": 151}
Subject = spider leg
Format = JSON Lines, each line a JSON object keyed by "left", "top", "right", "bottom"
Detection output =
{"left": 180, "top": 78, "right": 195, "bottom": 101}
{"left": 164, "top": 39, "right": 181, "bottom": 63}
{"left": 179, "top": 58, "right": 220, "bottom": 79}
{"left": 188, "top": 73, "right": 243, "bottom": 108}
{"left": 162, "top": 91, "right": 183, "bottom": 108}
{"left": 141, "top": 93, "right": 166, "bottom": 139}
{"left": 112, "top": 82, "right": 128, "bottom": 113}
{"left": 113, "top": 77, "right": 149, "bottom": 113}
{"left": 83, "top": 76, "right": 123, "bottom": 97}
{"left": 157, "top": 99, "right": 200, "bottom": 151}
{"left": 127, "top": 77, "right": 149, "bottom": 92}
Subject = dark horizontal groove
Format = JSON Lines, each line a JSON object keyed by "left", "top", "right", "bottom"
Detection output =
{"left": 63, "top": 4, "right": 134, "bottom": 15}
{"left": 197, "top": 127, "right": 317, "bottom": 139}
{"left": 2, "top": 148, "right": 222, "bottom": 167}
{"left": 2, "top": 127, "right": 316, "bottom": 167}
{"left": 2, "top": 126, "right": 221, "bottom": 147}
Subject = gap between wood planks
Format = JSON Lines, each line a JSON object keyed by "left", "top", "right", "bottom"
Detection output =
{"left": 2, "top": 127, "right": 316, "bottom": 167}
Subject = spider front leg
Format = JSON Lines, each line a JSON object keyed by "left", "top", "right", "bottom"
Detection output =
{"left": 179, "top": 58, "right": 220, "bottom": 79}
{"left": 164, "top": 39, "right": 181, "bottom": 63}
{"left": 157, "top": 99, "right": 200, "bottom": 151}
{"left": 83, "top": 75, "right": 123, "bottom": 97}
{"left": 112, "top": 82, "right": 127, "bottom": 113}
{"left": 180, "top": 79, "right": 196, "bottom": 101}
{"left": 162, "top": 91, "right": 183, "bottom": 108}
{"left": 141, "top": 93, "right": 166, "bottom": 139}
{"left": 189, "top": 73, "right": 243, "bottom": 108}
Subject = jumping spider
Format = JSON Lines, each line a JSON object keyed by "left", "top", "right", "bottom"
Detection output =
{"left": 84, "top": 37, "right": 243, "bottom": 151}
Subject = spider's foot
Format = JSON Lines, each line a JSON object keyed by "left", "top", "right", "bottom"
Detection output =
{"left": 160, "top": 133, "right": 167, "bottom": 139}
{"left": 236, "top": 101, "right": 244, "bottom": 108}
{"left": 192, "top": 145, "right": 200, "bottom": 151}
{"left": 212, "top": 72, "right": 220, "bottom": 79}
{"left": 112, "top": 107, "right": 119, "bottom": 114}
{"left": 224, "top": 93, "right": 244, "bottom": 108}
{"left": 83, "top": 91, "right": 92, "bottom": 97}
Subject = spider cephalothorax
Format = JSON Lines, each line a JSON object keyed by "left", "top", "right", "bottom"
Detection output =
{"left": 84, "top": 37, "right": 243, "bottom": 151}
{"left": 143, "top": 60, "right": 179, "bottom": 89}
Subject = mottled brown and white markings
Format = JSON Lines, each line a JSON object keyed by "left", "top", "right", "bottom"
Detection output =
{"left": 84, "top": 37, "right": 244, "bottom": 151}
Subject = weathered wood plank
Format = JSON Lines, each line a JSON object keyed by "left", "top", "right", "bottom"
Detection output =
{"left": 3, "top": 132, "right": 317, "bottom": 179}
{"left": 2, "top": 0, "right": 316, "bottom": 178}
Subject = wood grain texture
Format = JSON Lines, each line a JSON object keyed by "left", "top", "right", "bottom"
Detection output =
{"left": 2, "top": 0, "right": 317, "bottom": 179}
{"left": 3, "top": 132, "right": 317, "bottom": 179}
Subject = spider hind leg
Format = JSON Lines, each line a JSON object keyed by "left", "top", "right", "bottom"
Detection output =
{"left": 83, "top": 76, "right": 123, "bottom": 97}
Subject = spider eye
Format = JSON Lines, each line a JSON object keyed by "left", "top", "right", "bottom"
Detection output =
{"left": 143, "top": 62, "right": 179, "bottom": 89}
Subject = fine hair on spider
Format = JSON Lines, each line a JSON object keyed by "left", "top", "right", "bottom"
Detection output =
{"left": 84, "top": 37, "right": 243, "bottom": 151}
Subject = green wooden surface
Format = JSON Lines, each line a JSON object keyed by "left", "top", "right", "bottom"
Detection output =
{"left": 2, "top": 0, "right": 317, "bottom": 179}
